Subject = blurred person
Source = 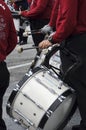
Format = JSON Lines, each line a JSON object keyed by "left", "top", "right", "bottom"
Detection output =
{"left": 18, "top": 0, "right": 55, "bottom": 49}
{"left": 10, "top": 0, "right": 29, "bottom": 45}
{"left": 39, "top": 0, "right": 86, "bottom": 130}
{"left": 6, "top": 0, "right": 29, "bottom": 10}
{"left": 27, "top": 0, "right": 32, "bottom": 6}
{"left": 10, "top": 0, "right": 29, "bottom": 10}
{"left": 0, "top": 0, "right": 17, "bottom": 129}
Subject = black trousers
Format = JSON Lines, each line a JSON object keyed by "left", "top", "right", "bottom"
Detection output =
{"left": 29, "top": 19, "right": 50, "bottom": 47}
{"left": 0, "top": 61, "right": 10, "bottom": 130}
{"left": 60, "top": 33, "right": 86, "bottom": 127}
{"left": 18, "top": 17, "right": 28, "bottom": 43}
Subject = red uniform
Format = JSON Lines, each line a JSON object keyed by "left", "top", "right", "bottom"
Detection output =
{"left": 51, "top": 0, "right": 86, "bottom": 43}
{"left": 0, "top": 0, "right": 17, "bottom": 61}
{"left": 27, "top": 0, "right": 32, "bottom": 4}
{"left": 50, "top": 1, "right": 86, "bottom": 130}
{"left": 0, "top": 1, "right": 17, "bottom": 130}
{"left": 20, "top": 0, "right": 55, "bottom": 19}
{"left": 20, "top": 0, "right": 55, "bottom": 47}
{"left": 49, "top": 0, "right": 59, "bottom": 29}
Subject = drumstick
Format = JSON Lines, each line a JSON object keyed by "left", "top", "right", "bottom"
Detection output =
{"left": 16, "top": 45, "right": 39, "bottom": 53}
{"left": 23, "top": 31, "right": 42, "bottom": 37}
{"left": 27, "top": 29, "right": 41, "bottom": 33}
{"left": 23, "top": 29, "right": 49, "bottom": 37}
{"left": 11, "top": 10, "right": 19, "bottom": 14}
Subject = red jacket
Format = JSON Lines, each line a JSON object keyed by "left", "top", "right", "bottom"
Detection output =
{"left": 49, "top": 0, "right": 59, "bottom": 28}
{"left": 52, "top": 0, "right": 86, "bottom": 43}
{"left": 21, "top": 0, "right": 55, "bottom": 20}
{"left": 27, "top": 0, "right": 32, "bottom": 4}
{"left": 0, "top": 0, "right": 17, "bottom": 61}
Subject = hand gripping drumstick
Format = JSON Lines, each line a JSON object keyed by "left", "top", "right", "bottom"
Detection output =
{"left": 16, "top": 34, "right": 49, "bottom": 53}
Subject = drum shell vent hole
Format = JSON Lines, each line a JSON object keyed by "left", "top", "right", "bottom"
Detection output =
{"left": 33, "top": 113, "right": 36, "bottom": 116}
{"left": 20, "top": 102, "right": 23, "bottom": 105}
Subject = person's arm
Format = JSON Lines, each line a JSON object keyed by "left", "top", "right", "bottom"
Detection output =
{"left": 49, "top": 0, "right": 59, "bottom": 28}
{"left": 52, "top": 0, "right": 78, "bottom": 43}
{"left": 20, "top": 0, "right": 50, "bottom": 17}
{"left": 41, "top": 0, "right": 59, "bottom": 34}
{"left": 6, "top": 12, "right": 17, "bottom": 55}
{"left": 38, "top": 0, "right": 78, "bottom": 49}
{"left": 27, "top": 0, "right": 32, "bottom": 5}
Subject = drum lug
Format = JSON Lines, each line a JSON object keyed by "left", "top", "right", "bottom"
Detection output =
{"left": 15, "top": 84, "right": 20, "bottom": 90}
{"left": 14, "top": 119, "right": 19, "bottom": 123}
{"left": 7, "top": 102, "right": 11, "bottom": 108}
{"left": 58, "top": 81, "right": 63, "bottom": 89}
{"left": 46, "top": 110, "right": 53, "bottom": 118}
{"left": 58, "top": 95, "right": 66, "bottom": 102}
{"left": 26, "top": 70, "right": 33, "bottom": 77}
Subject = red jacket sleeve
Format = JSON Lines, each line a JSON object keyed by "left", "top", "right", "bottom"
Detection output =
{"left": 27, "top": 0, "right": 32, "bottom": 4}
{"left": 0, "top": 1, "right": 17, "bottom": 61}
{"left": 21, "top": 0, "right": 53, "bottom": 18}
{"left": 52, "top": 0, "right": 78, "bottom": 43}
{"left": 6, "top": 12, "right": 17, "bottom": 55}
{"left": 49, "top": 0, "right": 59, "bottom": 28}
{"left": 6, "top": 19, "right": 17, "bottom": 55}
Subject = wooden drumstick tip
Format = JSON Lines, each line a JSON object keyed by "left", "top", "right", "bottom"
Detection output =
{"left": 23, "top": 32, "right": 28, "bottom": 37}
{"left": 16, "top": 45, "right": 23, "bottom": 53}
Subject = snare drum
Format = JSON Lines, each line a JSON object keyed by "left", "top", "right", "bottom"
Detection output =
{"left": 6, "top": 66, "right": 76, "bottom": 130}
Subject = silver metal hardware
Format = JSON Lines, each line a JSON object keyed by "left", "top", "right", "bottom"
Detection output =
{"left": 46, "top": 110, "right": 53, "bottom": 118}
{"left": 14, "top": 109, "right": 34, "bottom": 127}
{"left": 22, "top": 93, "right": 45, "bottom": 112}
{"left": 34, "top": 76, "right": 57, "bottom": 95}
{"left": 26, "top": 70, "right": 33, "bottom": 77}
{"left": 58, "top": 81, "right": 63, "bottom": 89}
{"left": 58, "top": 95, "right": 66, "bottom": 102}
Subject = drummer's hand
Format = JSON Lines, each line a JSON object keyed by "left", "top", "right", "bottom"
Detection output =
{"left": 39, "top": 40, "right": 52, "bottom": 49}
{"left": 18, "top": 11, "right": 21, "bottom": 15}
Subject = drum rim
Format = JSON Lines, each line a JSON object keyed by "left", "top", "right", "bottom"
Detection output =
{"left": 38, "top": 89, "right": 75, "bottom": 129}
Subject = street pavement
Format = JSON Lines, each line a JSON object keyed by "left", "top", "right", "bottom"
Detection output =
{"left": 3, "top": 36, "right": 81, "bottom": 130}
